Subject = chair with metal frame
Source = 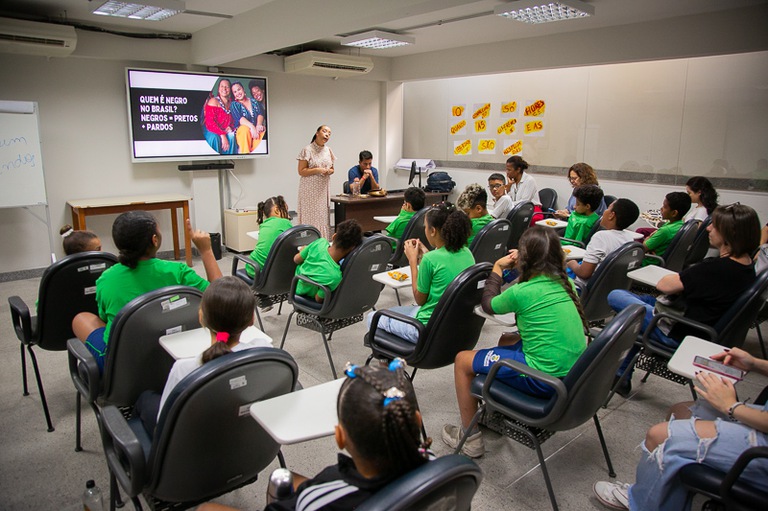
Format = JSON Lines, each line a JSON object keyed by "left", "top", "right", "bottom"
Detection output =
{"left": 231, "top": 225, "right": 321, "bottom": 332}
{"left": 9, "top": 251, "right": 117, "bottom": 433}
{"left": 682, "top": 217, "right": 712, "bottom": 269}
{"left": 643, "top": 219, "right": 701, "bottom": 273}
{"left": 280, "top": 235, "right": 393, "bottom": 378}
{"left": 538, "top": 188, "right": 558, "bottom": 214}
{"left": 454, "top": 304, "right": 645, "bottom": 511}
{"left": 505, "top": 200, "right": 534, "bottom": 250}
{"left": 469, "top": 219, "right": 511, "bottom": 264}
{"left": 99, "top": 348, "right": 298, "bottom": 511}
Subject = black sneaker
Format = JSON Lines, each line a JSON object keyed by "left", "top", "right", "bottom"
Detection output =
{"left": 612, "top": 376, "right": 632, "bottom": 399}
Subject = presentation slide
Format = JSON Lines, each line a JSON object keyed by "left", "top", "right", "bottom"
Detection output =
{"left": 126, "top": 69, "right": 269, "bottom": 162}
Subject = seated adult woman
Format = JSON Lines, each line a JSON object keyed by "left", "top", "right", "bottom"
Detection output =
{"left": 442, "top": 227, "right": 588, "bottom": 457}
{"left": 683, "top": 175, "right": 718, "bottom": 221}
{"left": 609, "top": 203, "right": 760, "bottom": 397}
{"left": 554, "top": 162, "right": 607, "bottom": 219}
{"left": 505, "top": 155, "right": 544, "bottom": 224}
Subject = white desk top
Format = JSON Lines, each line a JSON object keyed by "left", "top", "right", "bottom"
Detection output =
{"left": 159, "top": 326, "right": 273, "bottom": 360}
{"left": 562, "top": 245, "right": 586, "bottom": 260}
{"left": 537, "top": 219, "right": 568, "bottom": 228}
{"left": 67, "top": 194, "right": 191, "bottom": 208}
{"left": 668, "top": 336, "right": 741, "bottom": 382}
{"left": 250, "top": 378, "right": 345, "bottom": 444}
{"left": 473, "top": 304, "right": 517, "bottom": 327}
{"left": 627, "top": 265, "right": 677, "bottom": 287}
{"left": 246, "top": 230, "right": 260, "bottom": 241}
{"left": 372, "top": 266, "right": 413, "bottom": 289}
{"left": 374, "top": 215, "right": 398, "bottom": 224}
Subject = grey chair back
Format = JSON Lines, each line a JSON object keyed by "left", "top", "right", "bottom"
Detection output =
{"left": 102, "top": 285, "right": 203, "bottom": 406}
{"left": 711, "top": 269, "right": 768, "bottom": 348}
{"left": 30, "top": 252, "right": 117, "bottom": 351}
{"left": 147, "top": 348, "right": 297, "bottom": 503}
{"left": 658, "top": 219, "right": 701, "bottom": 272}
{"left": 683, "top": 217, "right": 712, "bottom": 269}
{"left": 469, "top": 218, "right": 511, "bottom": 264}
{"left": 538, "top": 188, "right": 558, "bottom": 212}
{"left": 505, "top": 200, "right": 534, "bottom": 249}
{"left": 356, "top": 455, "right": 483, "bottom": 511}
{"left": 580, "top": 242, "right": 644, "bottom": 324}
{"left": 390, "top": 207, "right": 432, "bottom": 267}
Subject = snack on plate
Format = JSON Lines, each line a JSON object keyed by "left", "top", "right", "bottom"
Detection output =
{"left": 546, "top": 220, "right": 558, "bottom": 226}
{"left": 387, "top": 271, "right": 409, "bottom": 281}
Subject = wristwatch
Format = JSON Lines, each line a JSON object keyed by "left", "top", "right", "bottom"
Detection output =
{"left": 728, "top": 401, "right": 745, "bottom": 420}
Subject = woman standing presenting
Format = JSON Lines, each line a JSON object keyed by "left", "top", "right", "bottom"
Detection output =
{"left": 297, "top": 125, "right": 335, "bottom": 239}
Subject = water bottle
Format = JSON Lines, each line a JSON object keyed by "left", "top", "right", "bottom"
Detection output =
{"left": 82, "top": 480, "right": 104, "bottom": 511}
{"left": 268, "top": 468, "right": 294, "bottom": 501}
{"left": 351, "top": 178, "right": 361, "bottom": 197}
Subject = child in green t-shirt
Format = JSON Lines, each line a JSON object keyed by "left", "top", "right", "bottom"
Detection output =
{"left": 385, "top": 187, "right": 426, "bottom": 243}
{"left": 562, "top": 184, "right": 603, "bottom": 246}
{"left": 293, "top": 219, "right": 363, "bottom": 302}
{"left": 457, "top": 183, "right": 494, "bottom": 245}
{"left": 246, "top": 195, "right": 292, "bottom": 278}
{"left": 642, "top": 191, "right": 691, "bottom": 265}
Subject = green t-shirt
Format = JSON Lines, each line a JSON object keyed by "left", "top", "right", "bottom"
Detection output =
{"left": 562, "top": 211, "right": 599, "bottom": 245}
{"left": 415, "top": 246, "right": 475, "bottom": 324}
{"left": 385, "top": 209, "right": 415, "bottom": 240}
{"left": 468, "top": 214, "right": 494, "bottom": 245}
{"left": 96, "top": 258, "right": 209, "bottom": 345}
{"left": 490, "top": 275, "right": 586, "bottom": 377}
{"left": 295, "top": 238, "right": 342, "bottom": 300}
{"left": 643, "top": 219, "right": 683, "bottom": 266}
{"left": 246, "top": 217, "right": 293, "bottom": 277}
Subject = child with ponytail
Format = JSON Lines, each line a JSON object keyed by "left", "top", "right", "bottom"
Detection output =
{"left": 60, "top": 224, "right": 102, "bottom": 255}
{"left": 368, "top": 202, "right": 475, "bottom": 343}
{"left": 133, "top": 276, "right": 272, "bottom": 436}
{"left": 245, "top": 195, "right": 292, "bottom": 278}
{"left": 199, "top": 359, "right": 432, "bottom": 511}
{"left": 442, "top": 226, "right": 588, "bottom": 457}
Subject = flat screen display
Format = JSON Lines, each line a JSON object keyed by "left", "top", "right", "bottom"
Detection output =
{"left": 126, "top": 68, "right": 269, "bottom": 162}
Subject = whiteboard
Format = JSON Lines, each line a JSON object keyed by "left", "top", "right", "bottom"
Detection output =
{"left": 0, "top": 101, "right": 48, "bottom": 208}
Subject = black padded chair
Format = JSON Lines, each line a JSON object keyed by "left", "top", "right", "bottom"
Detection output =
{"left": 9, "top": 251, "right": 117, "bottom": 432}
{"left": 389, "top": 207, "right": 433, "bottom": 269}
{"left": 365, "top": 263, "right": 492, "bottom": 380}
{"left": 683, "top": 217, "right": 712, "bottom": 269}
{"left": 505, "top": 200, "right": 534, "bottom": 249}
{"left": 644, "top": 219, "right": 701, "bottom": 272}
{"left": 538, "top": 188, "right": 558, "bottom": 213}
{"left": 469, "top": 219, "right": 511, "bottom": 264}
{"left": 343, "top": 181, "right": 351, "bottom": 194}
{"left": 99, "top": 348, "right": 298, "bottom": 510}
{"left": 67, "top": 285, "right": 203, "bottom": 452}
{"left": 280, "top": 235, "right": 393, "bottom": 378}
{"left": 560, "top": 216, "right": 603, "bottom": 248}
{"left": 627, "top": 270, "right": 768, "bottom": 399}
{"left": 356, "top": 455, "right": 483, "bottom": 511}
{"left": 455, "top": 305, "right": 645, "bottom": 511}
{"left": 604, "top": 195, "right": 617, "bottom": 208}
{"left": 231, "top": 225, "right": 321, "bottom": 332}
{"left": 579, "top": 242, "right": 645, "bottom": 325}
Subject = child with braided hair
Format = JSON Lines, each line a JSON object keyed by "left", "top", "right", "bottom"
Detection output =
{"left": 245, "top": 195, "right": 292, "bottom": 278}
{"left": 442, "top": 226, "right": 588, "bottom": 457}
{"left": 132, "top": 277, "right": 272, "bottom": 437}
{"left": 198, "top": 359, "right": 432, "bottom": 511}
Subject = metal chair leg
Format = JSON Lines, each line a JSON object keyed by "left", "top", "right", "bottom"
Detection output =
{"left": 254, "top": 307, "right": 265, "bottom": 332}
{"left": 593, "top": 415, "right": 616, "bottom": 478}
{"left": 394, "top": 289, "right": 402, "bottom": 306}
{"left": 109, "top": 471, "right": 126, "bottom": 510}
{"left": 604, "top": 351, "right": 641, "bottom": 408}
{"left": 455, "top": 406, "right": 485, "bottom": 454}
{"left": 528, "top": 431, "right": 559, "bottom": 511}
{"left": 641, "top": 370, "right": 651, "bottom": 383}
{"left": 688, "top": 380, "right": 697, "bottom": 401}
{"left": 277, "top": 450, "right": 287, "bottom": 468}
{"left": 320, "top": 332, "right": 338, "bottom": 379}
{"left": 20, "top": 343, "right": 29, "bottom": 396}
{"left": 278, "top": 300, "right": 284, "bottom": 315}
{"left": 757, "top": 322, "right": 767, "bottom": 359}
{"left": 75, "top": 392, "right": 83, "bottom": 452}
{"left": 279, "top": 311, "right": 296, "bottom": 349}
{"left": 27, "top": 345, "right": 54, "bottom": 432}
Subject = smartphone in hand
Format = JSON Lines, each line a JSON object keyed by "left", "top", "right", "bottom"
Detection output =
{"left": 693, "top": 355, "right": 746, "bottom": 381}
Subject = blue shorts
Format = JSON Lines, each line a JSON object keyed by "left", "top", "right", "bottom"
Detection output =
{"left": 472, "top": 342, "right": 554, "bottom": 397}
{"left": 85, "top": 327, "right": 107, "bottom": 374}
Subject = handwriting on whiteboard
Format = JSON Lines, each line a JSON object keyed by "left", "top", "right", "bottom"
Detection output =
{"left": 0, "top": 135, "right": 36, "bottom": 172}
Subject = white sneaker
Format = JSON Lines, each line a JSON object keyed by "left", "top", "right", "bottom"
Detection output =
{"left": 593, "top": 481, "right": 630, "bottom": 510}
{"left": 441, "top": 424, "right": 485, "bottom": 458}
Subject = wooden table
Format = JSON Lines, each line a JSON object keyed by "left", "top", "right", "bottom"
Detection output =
{"left": 331, "top": 191, "right": 445, "bottom": 232}
{"left": 67, "top": 194, "right": 193, "bottom": 266}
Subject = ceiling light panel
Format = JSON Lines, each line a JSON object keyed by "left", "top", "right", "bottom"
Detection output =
{"left": 93, "top": 0, "right": 186, "bottom": 21}
{"left": 341, "top": 30, "right": 415, "bottom": 49}
{"left": 495, "top": 0, "right": 594, "bottom": 24}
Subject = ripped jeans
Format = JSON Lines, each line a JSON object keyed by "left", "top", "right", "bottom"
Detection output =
{"left": 628, "top": 401, "right": 768, "bottom": 511}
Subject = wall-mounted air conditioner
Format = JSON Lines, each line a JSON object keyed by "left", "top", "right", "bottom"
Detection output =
{"left": 0, "top": 17, "right": 77, "bottom": 58}
{"left": 284, "top": 51, "right": 373, "bottom": 77}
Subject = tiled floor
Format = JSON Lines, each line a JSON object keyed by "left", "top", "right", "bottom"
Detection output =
{"left": 0, "top": 252, "right": 765, "bottom": 510}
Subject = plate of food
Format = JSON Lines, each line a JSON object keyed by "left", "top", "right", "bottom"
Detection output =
{"left": 369, "top": 189, "right": 388, "bottom": 197}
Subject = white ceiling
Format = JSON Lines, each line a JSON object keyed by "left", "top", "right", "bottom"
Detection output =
{"left": 2, "top": 0, "right": 767, "bottom": 66}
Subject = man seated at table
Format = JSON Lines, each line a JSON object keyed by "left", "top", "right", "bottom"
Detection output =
{"left": 567, "top": 198, "right": 640, "bottom": 290}
{"left": 347, "top": 150, "right": 380, "bottom": 194}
